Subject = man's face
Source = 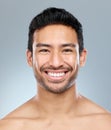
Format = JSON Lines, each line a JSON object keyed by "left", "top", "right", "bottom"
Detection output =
{"left": 27, "top": 25, "right": 86, "bottom": 94}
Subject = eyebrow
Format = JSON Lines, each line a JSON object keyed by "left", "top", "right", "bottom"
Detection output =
{"left": 36, "top": 43, "right": 77, "bottom": 48}
{"left": 36, "top": 43, "right": 52, "bottom": 48}
{"left": 61, "top": 43, "right": 76, "bottom": 48}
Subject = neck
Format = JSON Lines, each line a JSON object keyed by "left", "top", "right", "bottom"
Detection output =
{"left": 35, "top": 84, "right": 80, "bottom": 118}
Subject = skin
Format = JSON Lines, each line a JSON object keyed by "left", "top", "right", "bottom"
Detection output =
{"left": 0, "top": 24, "right": 111, "bottom": 130}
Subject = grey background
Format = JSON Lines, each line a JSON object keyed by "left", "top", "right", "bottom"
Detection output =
{"left": 0, "top": 0, "right": 111, "bottom": 118}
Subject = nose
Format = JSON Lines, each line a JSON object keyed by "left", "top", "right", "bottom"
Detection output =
{"left": 49, "top": 51, "right": 63, "bottom": 68}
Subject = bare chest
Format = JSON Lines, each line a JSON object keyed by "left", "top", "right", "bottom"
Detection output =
{"left": 2, "top": 116, "right": 110, "bottom": 130}
{"left": 19, "top": 119, "right": 105, "bottom": 130}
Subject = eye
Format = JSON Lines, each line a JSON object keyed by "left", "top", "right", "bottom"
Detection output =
{"left": 39, "top": 49, "right": 50, "bottom": 54}
{"left": 63, "top": 49, "right": 73, "bottom": 54}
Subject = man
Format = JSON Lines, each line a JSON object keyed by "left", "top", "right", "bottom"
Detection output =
{"left": 0, "top": 7, "right": 111, "bottom": 129}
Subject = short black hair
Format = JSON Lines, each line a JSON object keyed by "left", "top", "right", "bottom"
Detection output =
{"left": 28, "top": 7, "right": 84, "bottom": 53}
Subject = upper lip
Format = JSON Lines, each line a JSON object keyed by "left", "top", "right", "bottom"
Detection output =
{"left": 44, "top": 69, "right": 69, "bottom": 74}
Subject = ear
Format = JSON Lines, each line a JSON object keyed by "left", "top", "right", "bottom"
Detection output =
{"left": 26, "top": 49, "right": 33, "bottom": 67}
{"left": 79, "top": 49, "right": 87, "bottom": 67}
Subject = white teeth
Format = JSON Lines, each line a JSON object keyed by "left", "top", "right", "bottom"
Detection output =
{"left": 48, "top": 72, "right": 65, "bottom": 77}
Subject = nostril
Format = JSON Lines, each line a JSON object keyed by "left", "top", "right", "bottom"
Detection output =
{"left": 45, "top": 71, "right": 48, "bottom": 74}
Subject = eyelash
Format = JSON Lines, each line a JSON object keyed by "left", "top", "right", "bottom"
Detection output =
{"left": 40, "top": 49, "right": 48, "bottom": 52}
{"left": 39, "top": 49, "right": 50, "bottom": 53}
{"left": 63, "top": 49, "right": 73, "bottom": 52}
{"left": 38, "top": 48, "right": 73, "bottom": 54}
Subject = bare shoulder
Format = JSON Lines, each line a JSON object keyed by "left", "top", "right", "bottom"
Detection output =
{"left": 80, "top": 95, "right": 111, "bottom": 128}
{"left": 0, "top": 118, "right": 24, "bottom": 130}
{"left": 2, "top": 97, "right": 38, "bottom": 119}
{"left": 91, "top": 112, "right": 111, "bottom": 129}
{"left": 94, "top": 112, "right": 111, "bottom": 122}
{"left": 0, "top": 97, "right": 37, "bottom": 130}
{"left": 81, "top": 95, "right": 110, "bottom": 114}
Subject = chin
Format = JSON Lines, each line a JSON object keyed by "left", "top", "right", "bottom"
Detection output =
{"left": 41, "top": 80, "right": 74, "bottom": 94}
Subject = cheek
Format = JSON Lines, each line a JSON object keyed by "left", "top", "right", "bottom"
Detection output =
{"left": 63, "top": 54, "right": 79, "bottom": 66}
{"left": 33, "top": 55, "right": 48, "bottom": 69}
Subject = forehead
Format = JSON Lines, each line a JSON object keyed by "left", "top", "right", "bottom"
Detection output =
{"left": 33, "top": 24, "right": 78, "bottom": 46}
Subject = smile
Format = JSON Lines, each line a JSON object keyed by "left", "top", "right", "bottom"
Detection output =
{"left": 44, "top": 69, "right": 70, "bottom": 82}
{"left": 48, "top": 72, "right": 65, "bottom": 77}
